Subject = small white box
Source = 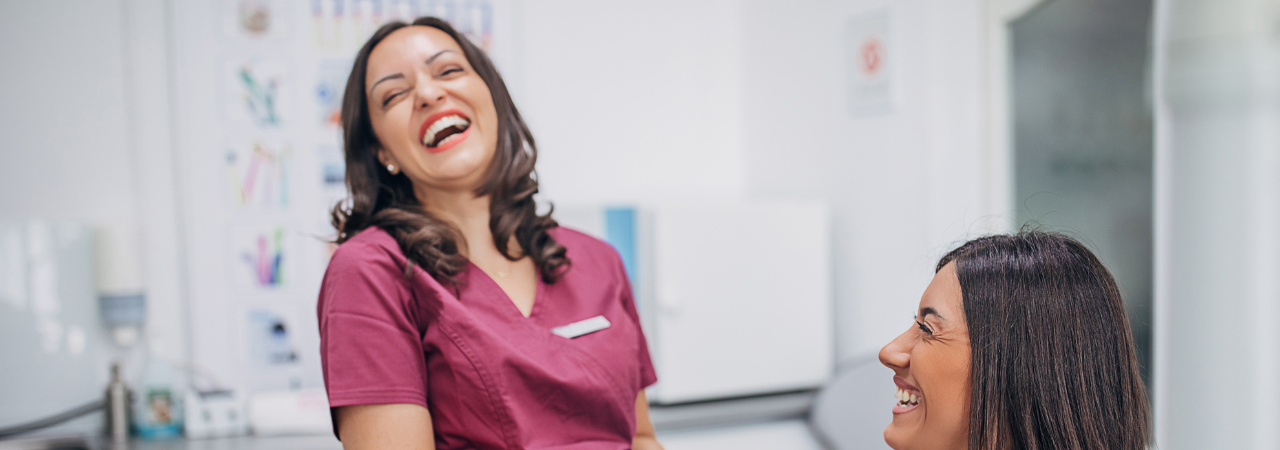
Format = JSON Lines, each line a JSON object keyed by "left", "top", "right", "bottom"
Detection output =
{"left": 248, "top": 389, "right": 331, "bottom": 436}
{"left": 184, "top": 389, "right": 248, "bottom": 439}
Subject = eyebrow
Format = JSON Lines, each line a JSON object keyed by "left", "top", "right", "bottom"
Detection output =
{"left": 365, "top": 50, "right": 457, "bottom": 95}
{"left": 424, "top": 49, "right": 453, "bottom": 65}
{"left": 920, "top": 307, "right": 946, "bottom": 321}
{"left": 367, "top": 73, "right": 404, "bottom": 95}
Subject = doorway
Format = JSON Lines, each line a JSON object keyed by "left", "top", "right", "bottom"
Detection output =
{"left": 1009, "top": 0, "right": 1155, "bottom": 385}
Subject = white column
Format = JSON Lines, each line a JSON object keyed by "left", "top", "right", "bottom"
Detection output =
{"left": 1155, "top": 0, "right": 1280, "bottom": 448}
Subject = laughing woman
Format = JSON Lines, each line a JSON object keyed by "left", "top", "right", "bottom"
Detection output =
{"left": 317, "top": 18, "right": 662, "bottom": 450}
{"left": 878, "top": 232, "right": 1150, "bottom": 450}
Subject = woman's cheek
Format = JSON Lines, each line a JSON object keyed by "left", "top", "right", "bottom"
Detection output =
{"left": 938, "top": 346, "right": 971, "bottom": 447}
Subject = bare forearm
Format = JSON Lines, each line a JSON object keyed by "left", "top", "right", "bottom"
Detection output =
{"left": 632, "top": 392, "right": 663, "bottom": 450}
{"left": 337, "top": 404, "right": 436, "bottom": 450}
{"left": 633, "top": 435, "right": 664, "bottom": 450}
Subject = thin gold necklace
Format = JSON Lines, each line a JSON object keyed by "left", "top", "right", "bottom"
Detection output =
{"left": 486, "top": 255, "right": 519, "bottom": 279}
{"left": 493, "top": 259, "right": 512, "bottom": 278}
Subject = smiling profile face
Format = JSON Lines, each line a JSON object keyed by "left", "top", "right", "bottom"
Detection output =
{"left": 364, "top": 25, "right": 500, "bottom": 194}
{"left": 878, "top": 262, "right": 972, "bottom": 450}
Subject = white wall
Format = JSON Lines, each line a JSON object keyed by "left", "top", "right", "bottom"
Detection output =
{"left": 520, "top": 0, "right": 988, "bottom": 364}
{"left": 0, "top": 1, "right": 139, "bottom": 399}
{"left": 739, "top": 0, "right": 986, "bottom": 361}
{"left": 518, "top": 0, "right": 749, "bottom": 205}
{"left": 0, "top": 1, "right": 137, "bottom": 225}
{"left": 0, "top": 0, "right": 187, "bottom": 379}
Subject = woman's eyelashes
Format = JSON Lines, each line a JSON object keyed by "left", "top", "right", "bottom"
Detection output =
{"left": 380, "top": 66, "right": 464, "bottom": 106}
{"left": 382, "top": 91, "right": 404, "bottom": 107}
{"left": 914, "top": 316, "right": 934, "bottom": 335}
{"left": 378, "top": 69, "right": 463, "bottom": 107}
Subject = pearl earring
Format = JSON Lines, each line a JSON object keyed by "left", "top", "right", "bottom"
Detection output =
{"left": 387, "top": 163, "right": 397, "bottom": 174}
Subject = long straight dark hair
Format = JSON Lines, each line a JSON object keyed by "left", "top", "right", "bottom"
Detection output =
{"left": 938, "top": 232, "right": 1150, "bottom": 450}
{"left": 331, "top": 17, "right": 568, "bottom": 283}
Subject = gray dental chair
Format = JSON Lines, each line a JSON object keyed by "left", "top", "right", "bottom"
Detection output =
{"left": 809, "top": 354, "right": 895, "bottom": 450}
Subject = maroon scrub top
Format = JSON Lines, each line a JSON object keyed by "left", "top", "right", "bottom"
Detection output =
{"left": 318, "top": 226, "right": 658, "bottom": 449}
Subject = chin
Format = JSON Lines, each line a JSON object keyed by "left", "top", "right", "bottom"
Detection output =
{"left": 883, "top": 425, "right": 906, "bottom": 450}
{"left": 885, "top": 426, "right": 966, "bottom": 450}
{"left": 429, "top": 145, "right": 492, "bottom": 179}
{"left": 883, "top": 423, "right": 926, "bottom": 450}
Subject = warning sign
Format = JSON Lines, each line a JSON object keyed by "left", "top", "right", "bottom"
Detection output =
{"left": 846, "top": 9, "right": 894, "bottom": 115}
{"left": 860, "top": 38, "right": 884, "bottom": 76}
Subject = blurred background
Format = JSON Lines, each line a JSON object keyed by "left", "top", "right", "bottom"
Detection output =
{"left": 0, "top": 0, "right": 1276, "bottom": 449}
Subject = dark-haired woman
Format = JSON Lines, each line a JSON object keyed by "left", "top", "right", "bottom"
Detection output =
{"left": 878, "top": 232, "right": 1150, "bottom": 450}
{"left": 317, "top": 18, "right": 662, "bottom": 450}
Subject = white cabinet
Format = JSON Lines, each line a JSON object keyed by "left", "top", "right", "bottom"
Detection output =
{"left": 559, "top": 202, "right": 833, "bottom": 404}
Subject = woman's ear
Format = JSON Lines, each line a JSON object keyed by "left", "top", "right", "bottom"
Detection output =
{"left": 375, "top": 148, "right": 401, "bottom": 175}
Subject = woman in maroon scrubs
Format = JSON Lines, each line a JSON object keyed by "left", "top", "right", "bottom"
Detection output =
{"left": 317, "top": 18, "right": 662, "bottom": 450}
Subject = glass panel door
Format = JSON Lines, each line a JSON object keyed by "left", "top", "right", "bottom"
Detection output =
{"left": 1010, "top": 0, "right": 1155, "bottom": 385}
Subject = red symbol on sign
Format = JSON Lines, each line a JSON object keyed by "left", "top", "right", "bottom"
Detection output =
{"left": 859, "top": 38, "right": 884, "bottom": 76}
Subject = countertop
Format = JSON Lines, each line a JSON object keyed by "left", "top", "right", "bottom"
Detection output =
{"left": 0, "top": 390, "right": 816, "bottom": 450}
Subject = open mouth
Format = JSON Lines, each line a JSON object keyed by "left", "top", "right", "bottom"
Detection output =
{"left": 894, "top": 386, "right": 922, "bottom": 408}
{"left": 419, "top": 110, "right": 472, "bottom": 151}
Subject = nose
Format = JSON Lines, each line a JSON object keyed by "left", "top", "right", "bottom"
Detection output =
{"left": 413, "top": 73, "right": 446, "bottom": 110}
{"left": 878, "top": 326, "right": 914, "bottom": 371}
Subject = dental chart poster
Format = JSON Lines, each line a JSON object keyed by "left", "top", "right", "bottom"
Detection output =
{"left": 173, "top": 0, "right": 516, "bottom": 393}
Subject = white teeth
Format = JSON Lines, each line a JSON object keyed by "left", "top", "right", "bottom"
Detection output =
{"left": 421, "top": 115, "right": 471, "bottom": 147}
{"left": 894, "top": 387, "right": 921, "bottom": 406}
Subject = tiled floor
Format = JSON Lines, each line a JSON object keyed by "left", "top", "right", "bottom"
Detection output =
{"left": 658, "top": 419, "right": 825, "bottom": 450}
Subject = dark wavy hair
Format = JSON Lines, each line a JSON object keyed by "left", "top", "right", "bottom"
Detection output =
{"left": 331, "top": 17, "right": 568, "bottom": 284}
{"left": 938, "top": 232, "right": 1150, "bottom": 450}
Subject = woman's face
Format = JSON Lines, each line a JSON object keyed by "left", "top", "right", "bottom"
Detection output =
{"left": 878, "top": 262, "right": 971, "bottom": 450}
{"left": 364, "top": 26, "right": 499, "bottom": 193}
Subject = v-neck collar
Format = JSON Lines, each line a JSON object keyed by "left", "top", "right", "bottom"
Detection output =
{"left": 465, "top": 260, "right": 544, "bottom": 320}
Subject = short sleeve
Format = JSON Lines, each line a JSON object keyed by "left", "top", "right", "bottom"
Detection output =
{"left": 615, "top": 255, "right": 659, "bottom": 389}
{"left": 318, "top": 240, "right": 430, "bottom": 417}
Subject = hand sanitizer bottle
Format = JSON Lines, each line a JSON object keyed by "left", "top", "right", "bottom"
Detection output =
{"left": 131, "top": 343, "right": 183, "bottom": 439}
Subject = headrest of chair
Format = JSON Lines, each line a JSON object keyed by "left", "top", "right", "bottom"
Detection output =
{"left": 809, "top": 353, "right": 895, "bottom": 450}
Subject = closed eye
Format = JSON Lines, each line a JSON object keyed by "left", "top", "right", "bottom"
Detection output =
{"left": 914, "top": 315, "right": 933, "bottom": 335}
{"left": 440, "top": 67, "right": 463, "bottom": 77}
{"left": 382, "top": 90, "right": 407, "bottom": 107}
